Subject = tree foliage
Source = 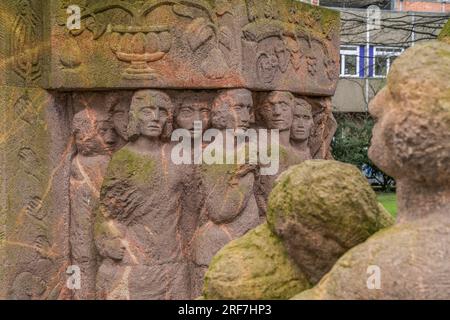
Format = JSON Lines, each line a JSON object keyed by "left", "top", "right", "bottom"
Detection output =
{"left": 331, "top": 113, "right": 395, "bottom": 191}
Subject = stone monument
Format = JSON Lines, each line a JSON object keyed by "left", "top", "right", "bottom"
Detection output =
{"left": 293, "top": 40, "right": 450, "bottom": 300}
{"left": 203, "top": 160, "right": 394, "bottom": 299}
{"left": 0, "top": 0, "right": 340, "bottom": 299}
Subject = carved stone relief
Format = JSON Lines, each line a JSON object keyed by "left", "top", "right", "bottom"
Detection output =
{"left": 50, "top": 0, "right": 339, "bottom": 93}
{"left": 69, "top": 105, "right": 120, "bottom": 299}
{"left": 1, "top": 0, "right": 340, "bottom": 300}
{"left": 253, "top": 91, "right": 321, "bottom": 216}
{"left": 1, "top": 88, "right": 72, "bottom": 300}
{"left": 54, "top": 0, "right": 239, "bottom": 86}
{"left": 11, "top": 0, "right": 43, "bottom": 83}
{"left": 63, "top": 87, "right": 335, "bottom": 299}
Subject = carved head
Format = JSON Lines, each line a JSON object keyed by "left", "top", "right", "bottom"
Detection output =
{"left": 258, "top": 91, "right": 294, "bottom": 131}
{"left": 211, "top": 89, "right": 253, "bottom": 130}
{"left": 73, "top": 109, "right": 117, "bottom": 156}
{"left": 175, "top": 95, "right": 210, "bottom": 135}
{"left": 127, "top": 90, "right": 173, "bottom": 141}
{"left": 107, "top": 93, "right": 131, "bottom": 142}
{"left": 369, "top": 41, "right": 450, "bottom": 187}
{"left": 291, "top": 98, "right": 313, "bottom": 142}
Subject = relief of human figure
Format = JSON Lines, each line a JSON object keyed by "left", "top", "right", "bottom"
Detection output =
{"left": 69, "top": 108, "right": 118, "bottom": 300}
{"left": 254, "top": 91, "right": 314, "bottom": 216}
{"left": 190, "top": 89, "right": 261, "bottom": 296}
{"left": 95, "top": 90, "right": 191, "bottom": 300}
{"left": 172, "top": 94, "right": 211, "bottom": 266}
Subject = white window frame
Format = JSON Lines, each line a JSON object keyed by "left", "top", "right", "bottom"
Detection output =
{"left": 340, "top": 45, "right": 360, "bottom": 78}
{"left": 373, "top": 46, "right": 404, "bottom": 78}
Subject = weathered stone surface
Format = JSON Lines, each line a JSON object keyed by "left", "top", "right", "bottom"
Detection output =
{"left": 46, "top": 0, "right": 339, "bottom": 95}
{"left": 0, "top": 0, "right": 48, "bottom": 88}
{"left": 294, "top": 40, "right": 450, "bottom": 300}
{"left": 267, "top": 160, "right": 394, "bottom": 284}
{"left": 190, "top": 89, "right": 261, "bottom": 297}
{"left": 292, "top": 215, "right": 450, "bottom": 300}
{"left": 1, "top": 0, "right": 341, "bottom": 300}
{"left": 0, "top": 87, "right": 72, "bottom": 299}
{"left": 203, "top": 223, "right": 310, "bottom": 300}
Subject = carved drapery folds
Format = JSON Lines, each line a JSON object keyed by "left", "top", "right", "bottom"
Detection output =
{"left": 65, "top": 89, "right": 336, "bottom": 299}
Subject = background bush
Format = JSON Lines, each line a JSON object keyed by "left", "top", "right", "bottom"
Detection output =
{"left": 331, "top": 113, "right": 395, "bottom": 192}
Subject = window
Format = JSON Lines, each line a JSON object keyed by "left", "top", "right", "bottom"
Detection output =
{"left": 373, "top": 47, "right": 403, "bottom": 78}
{"left": 340, "top": 45, "right": 360, "bottom": 77}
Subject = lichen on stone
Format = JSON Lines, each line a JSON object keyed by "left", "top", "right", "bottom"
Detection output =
{"left": 267, "top": 160, "right": 394, "bottom": 283}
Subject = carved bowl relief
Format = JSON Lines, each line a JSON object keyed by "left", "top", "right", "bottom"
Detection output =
{"left": 55, "top": 0, "right": 237, "bottom": 85}
{"left": 109, "top": 26, "right": 173, "bottom": 80}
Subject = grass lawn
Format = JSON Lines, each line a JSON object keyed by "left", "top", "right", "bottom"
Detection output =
{"left": 377, "top": 192, "right": 397, "bottom": 218}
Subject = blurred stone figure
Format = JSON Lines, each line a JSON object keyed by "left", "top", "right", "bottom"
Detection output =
{"left": 254, "top": 91, "right": 313, "bottom": 216}
{"left": 191, "top": 89, "right": 261, "bottom": 296}
{"left": 70, "top": 108, "right": 118, "bottom": 300}
{"left": 95, "top": 90, "right": 191, "bottom": 300}
{"left": 294, "top": 40, "right": 450, "bottom": 300}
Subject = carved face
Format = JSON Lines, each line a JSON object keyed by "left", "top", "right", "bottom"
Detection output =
{"left": 260, "top": 91, "right": 293, "bottom": 131}
{"left": 176, "top": 98, "right": 210, "bottom": 135}
{"left": 212, "top": 89, "right": 253, "bottom": 131}
{"left": 112, "top": 107, "right": 129, "bottom": 141}
{"left": 291, "top": 99, "right": 313, "bottom": 142}
{"left": 226, "top": 91, "right": 252, "bottom": 130}
{"left": 368, "top": 42, "right": 450, "bottom": 187}
{"left": 73, "top": 113, "right": 117, "bottom": 156}
{"left": 131, "top": 91, "right": 170, "bottom": 138}
{"left": 368, "top": 88, "right": 396, "bottom": 176}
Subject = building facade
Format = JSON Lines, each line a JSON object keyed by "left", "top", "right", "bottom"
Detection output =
{"left": 322, "top": 1, "right": 449, "bottom": 112}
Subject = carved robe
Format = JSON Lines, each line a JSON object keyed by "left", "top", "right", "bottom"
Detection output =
{"left": 95, "top": 144, "right": 196, "bottom": 300}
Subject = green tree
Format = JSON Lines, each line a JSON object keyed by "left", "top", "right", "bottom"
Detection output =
{"left": 332, "top": 113, "right": 395, "bottom": 191}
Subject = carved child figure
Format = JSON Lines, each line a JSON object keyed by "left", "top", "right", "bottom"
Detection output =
{"left": 95, "top": 90, "right": 191, "bottom": 300}
{"left": 191, "top": 89, "right": 261, "bottom": 296}
{"left": 70, "top": 108, "right": 118, "bottom": 300}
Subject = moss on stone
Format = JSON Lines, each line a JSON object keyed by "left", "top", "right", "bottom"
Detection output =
{"left": 267, "top": 160, "right": 394, "bottom": 242}
{"left": 266, "top": 160, "right": 395, "bottom": 283}
{"left": 104, "top": 148, "right": 155, "bottom": 185}
{"left": 203, "top": 223, "right": 311, "bottom": 300}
